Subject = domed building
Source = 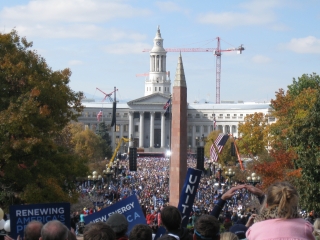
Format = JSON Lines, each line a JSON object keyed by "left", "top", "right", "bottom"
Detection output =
{"left": 77, "top": 27, "right": 272, "bottom": 155}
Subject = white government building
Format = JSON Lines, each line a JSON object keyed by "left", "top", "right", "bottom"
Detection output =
{"left": 77, "top": 27, "right": 273, "bottom": 154}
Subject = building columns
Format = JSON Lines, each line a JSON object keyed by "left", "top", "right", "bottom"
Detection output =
{"left": 139, "top": 112, "right": 144, "bottom": 148}
{"left": 128, "top": 112, "right": 133, "bottom": 147}
{"left": 150, "top": 111, "right": 155, "bottom": 148}
{"left": 161, "top": 113, "right": 166, "bottom": 148}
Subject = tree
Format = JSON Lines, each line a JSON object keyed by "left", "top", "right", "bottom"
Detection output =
{"left": 0, "top": 30, "right": 88, "bottom": 208}
{"left": 237, "top": 112, "right": 268, "bottom": 157}
{"left": 96, "top": 122, "right": 113, "bottom": 159}
{"left": 266, "top": 73, "right": 320, "bottom": 211}
{"left": 204, "top": 131, "right": 238, "bottom": 166}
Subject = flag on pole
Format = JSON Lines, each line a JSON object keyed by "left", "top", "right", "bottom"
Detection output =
{"left": 213, "top": 117, "right": 216, "bottom": 130}
{"left": 210, "top": 134, "right": 229, "bottom": 162}
{"left": 163, "top": 98, "right": 171, "bottom": 116}
{"left": 97, "top": 110, "right": 103, "bottom": 121}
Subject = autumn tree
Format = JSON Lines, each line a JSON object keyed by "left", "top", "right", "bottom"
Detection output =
{"left": 262, "top": 73, "right": 320, "bottom": 211}
{"left": 237, "top": 112, "right": 268, "bottom": 157}
{"left": 0, "top": 30, "right": 88, "bottom": 208}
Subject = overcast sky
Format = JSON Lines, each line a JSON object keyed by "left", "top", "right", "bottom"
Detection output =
{"left": 1, "top": 0, "right": 320, "bottom": 103}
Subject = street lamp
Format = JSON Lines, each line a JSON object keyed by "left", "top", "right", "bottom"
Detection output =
{"left": 217, "top": 164, "right": 224, "bottom": 189}
{"left": 246, "top": 172, "right": 261, "bottom": 186}
{"left": 225, "top": 168, "right": 235, "bottom": 187}
{"left": 103, "top": 165, "right": 113, "bottom": 186}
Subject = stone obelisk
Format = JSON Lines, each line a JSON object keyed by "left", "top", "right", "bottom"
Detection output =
{"left": 169, "top": 53, "right": 188, "bottom": 206}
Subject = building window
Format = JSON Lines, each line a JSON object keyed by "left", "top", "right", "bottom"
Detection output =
{"left": 155, "top": 87, "right": 157, "bottom": 91}
{"left": 123, "top": 113, "right": 128, "bottom": 118}
{"left": 115, "top": 125, "right": 120, "bottom": 132}
{"left": 196, "top": 126, "right": 200, "bottom": 133}
{"left": 116, "top": 113, "right": 120, "bottom": 118}
{"left": 204, "top": 114, "right": 208, "bottom": 118}
{"left": 218, "top": 125, "right": 223, "bottom": 132}
{"left": 203, "top": 126, "right": 208, "bottom": 133}
{"left": 108, "top": 112, "right": 112, "bottom": 118}
{"left": 159, "top": 87, "right": 161, "bottom": 91}
{"left": 135, "top": 125, "right": 139, "bottom": 132}
{"left": 188, "top": 114, "right": 192, "bottom": 118}
{"left": 188, "top": 126, "right": 193, "bottom": 133}
{"left": 84, "top": 112, "right": 89, "bottom": 117}
{"left": 115, "top": 136, "right": 120, "bottom": 144}
{"left": 232, "top": 125, "right": 237, "bottom": 133}
{"left": 195, "top": 114, "right": 200, "bottom": 118}
{"left": 124, "top": 124, "right": 129, "bottom": 132}
{"left": 165, "top": 87, "right": 166, "bottom": 91}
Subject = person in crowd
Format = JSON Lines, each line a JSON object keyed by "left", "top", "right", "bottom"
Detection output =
{"left": 40, "top": 220, "right": 69, "bottom": 240}
{"left": 128, "top": 224, "right": 152, "bottom": 240}
{"left": 4, "top": 220, "right": 43, "bottom": 240}
{"left": 83, "top": 222, "right": 116, "bottom": 240}
{"left": 193, "top": 215, "right": 220, "bottom": 240}
{"left": 229, "top": 224, "right": 247, "bottom": 240}
{"left": 24, "top": 220, "right": 43, "bottom": 240}
{"left": 106, "top": 213, "right": 129, "bottom": 240}
{"left": 313, "top": 218, "right": 320, "bottom": 240}
{"left": 68, "top": 230, "right": 77, "bottom": 240}
{"left": 245, "top": 182, "right": 314, "bottom": 239}
{"left": 157, "top": 206, "right": 193, "bottom": 240}
{"left": 220, "top": 232, "right": 239, "bottom": 240}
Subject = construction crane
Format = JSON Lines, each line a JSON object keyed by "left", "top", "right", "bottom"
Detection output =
{"left": 136, "top": 71, "right": 170, "bottom": 77}
{"left": 143, "top": 37, "right": 244, "bottom": 104}
{"left": 96, "top": 88, "right": 118, "bottom": 102}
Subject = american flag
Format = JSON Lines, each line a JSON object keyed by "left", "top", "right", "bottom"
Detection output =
{"left": 210, "top": 134, "right": 229, "bottom": 162}
{"left": 97, "top": 110, "right": 103, "bottom": 121}
{"left": 163, "top": 98, "right": 171, "bottom": 110}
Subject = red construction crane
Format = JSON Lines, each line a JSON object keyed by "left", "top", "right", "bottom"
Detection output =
{"left": 143, "top": 37, "right": 244, "bottom": 104}
{"left": 136, "top": 71, "right": 170, "bottom": 77}
{"left": 96, "top": 88, "right": 118, "bottom": 102}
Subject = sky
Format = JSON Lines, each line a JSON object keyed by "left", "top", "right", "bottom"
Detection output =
{"left": 1, "top": 0, "right": 320, "bottom": 104}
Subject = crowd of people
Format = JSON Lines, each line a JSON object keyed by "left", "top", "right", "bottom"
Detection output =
{"left": 65, "top": 156, "right": 320, "bottom": 240}
{"left": 7, "top": 181, "right": 320, "bottom": 240}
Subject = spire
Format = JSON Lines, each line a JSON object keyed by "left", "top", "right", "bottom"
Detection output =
{"left": 156, "top": 25, "right": 161, "bottom": 38}
{"left": 173, "top": 53, "right": 186, "bottom": 87}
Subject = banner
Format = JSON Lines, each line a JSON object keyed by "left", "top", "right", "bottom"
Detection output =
{"left": 9, "top": 202, "right": 70, "bottom": 239}
{"left": 84, "top": 194, "right": 146, "bottom": 234}
{"left": 178, "top": 168, "right": 202, "bottom": 228}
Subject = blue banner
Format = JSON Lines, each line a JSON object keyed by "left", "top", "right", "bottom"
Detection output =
{"left": 84, "top": 195, "right": 146, "bottom": 234}
{"left": 178, "top": 168, "right": 202, "bottom": 228}
{"left": 9, "top": 202, "right": 70, "bottom": 239}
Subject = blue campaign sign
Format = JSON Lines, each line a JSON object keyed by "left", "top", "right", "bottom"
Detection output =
{"left": 10, "top": 202, "right": 70, "bottom": 239}
{"left": 84, "top": 194, "right": 146, "bottom": 233}
{"left": 178, "top": 168, "right": 202, "bottom": 228}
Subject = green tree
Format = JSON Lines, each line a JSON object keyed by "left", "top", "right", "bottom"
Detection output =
{"left": 204, "top": 131, "right": 238, "bottom": 166}
{"left": 0, "top": 30, "right": 88, "bottom": 208}
{"left": 96, "top": 122, "right": 113, "bottom": 159}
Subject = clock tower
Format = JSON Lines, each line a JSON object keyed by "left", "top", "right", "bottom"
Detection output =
{"left": 144, "top": 26, "right": 171, "bottom": 96}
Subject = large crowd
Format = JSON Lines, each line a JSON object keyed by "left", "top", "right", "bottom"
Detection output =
{"left": 66, "top": 156, "right": 320, "bottom": 240}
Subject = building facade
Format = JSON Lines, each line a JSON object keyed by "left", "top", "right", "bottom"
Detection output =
{"left": 77, "top": 28, "right": 273, "bottom": 154}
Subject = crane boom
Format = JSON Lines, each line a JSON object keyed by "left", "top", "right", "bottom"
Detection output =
{"left": 96, "top": 88, "right": 118, "bottom": 102}
{"left": 142, "top": 37, "right": 244, "bottom": 104}
{"left": 107, "top": 137, "right": 130, "bottom": 169}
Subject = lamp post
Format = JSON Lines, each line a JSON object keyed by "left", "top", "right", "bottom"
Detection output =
{"left": 225, "top": 168, "right": 235, "bottom": 187}
{"left": 217, "top": 164, "right": 223, "bottom": 189}
{"left": 246, "top": 172, "right": 261, "bottom": 186}
{"left": 103, "top": 165, "right": 113, "bottom": 186}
